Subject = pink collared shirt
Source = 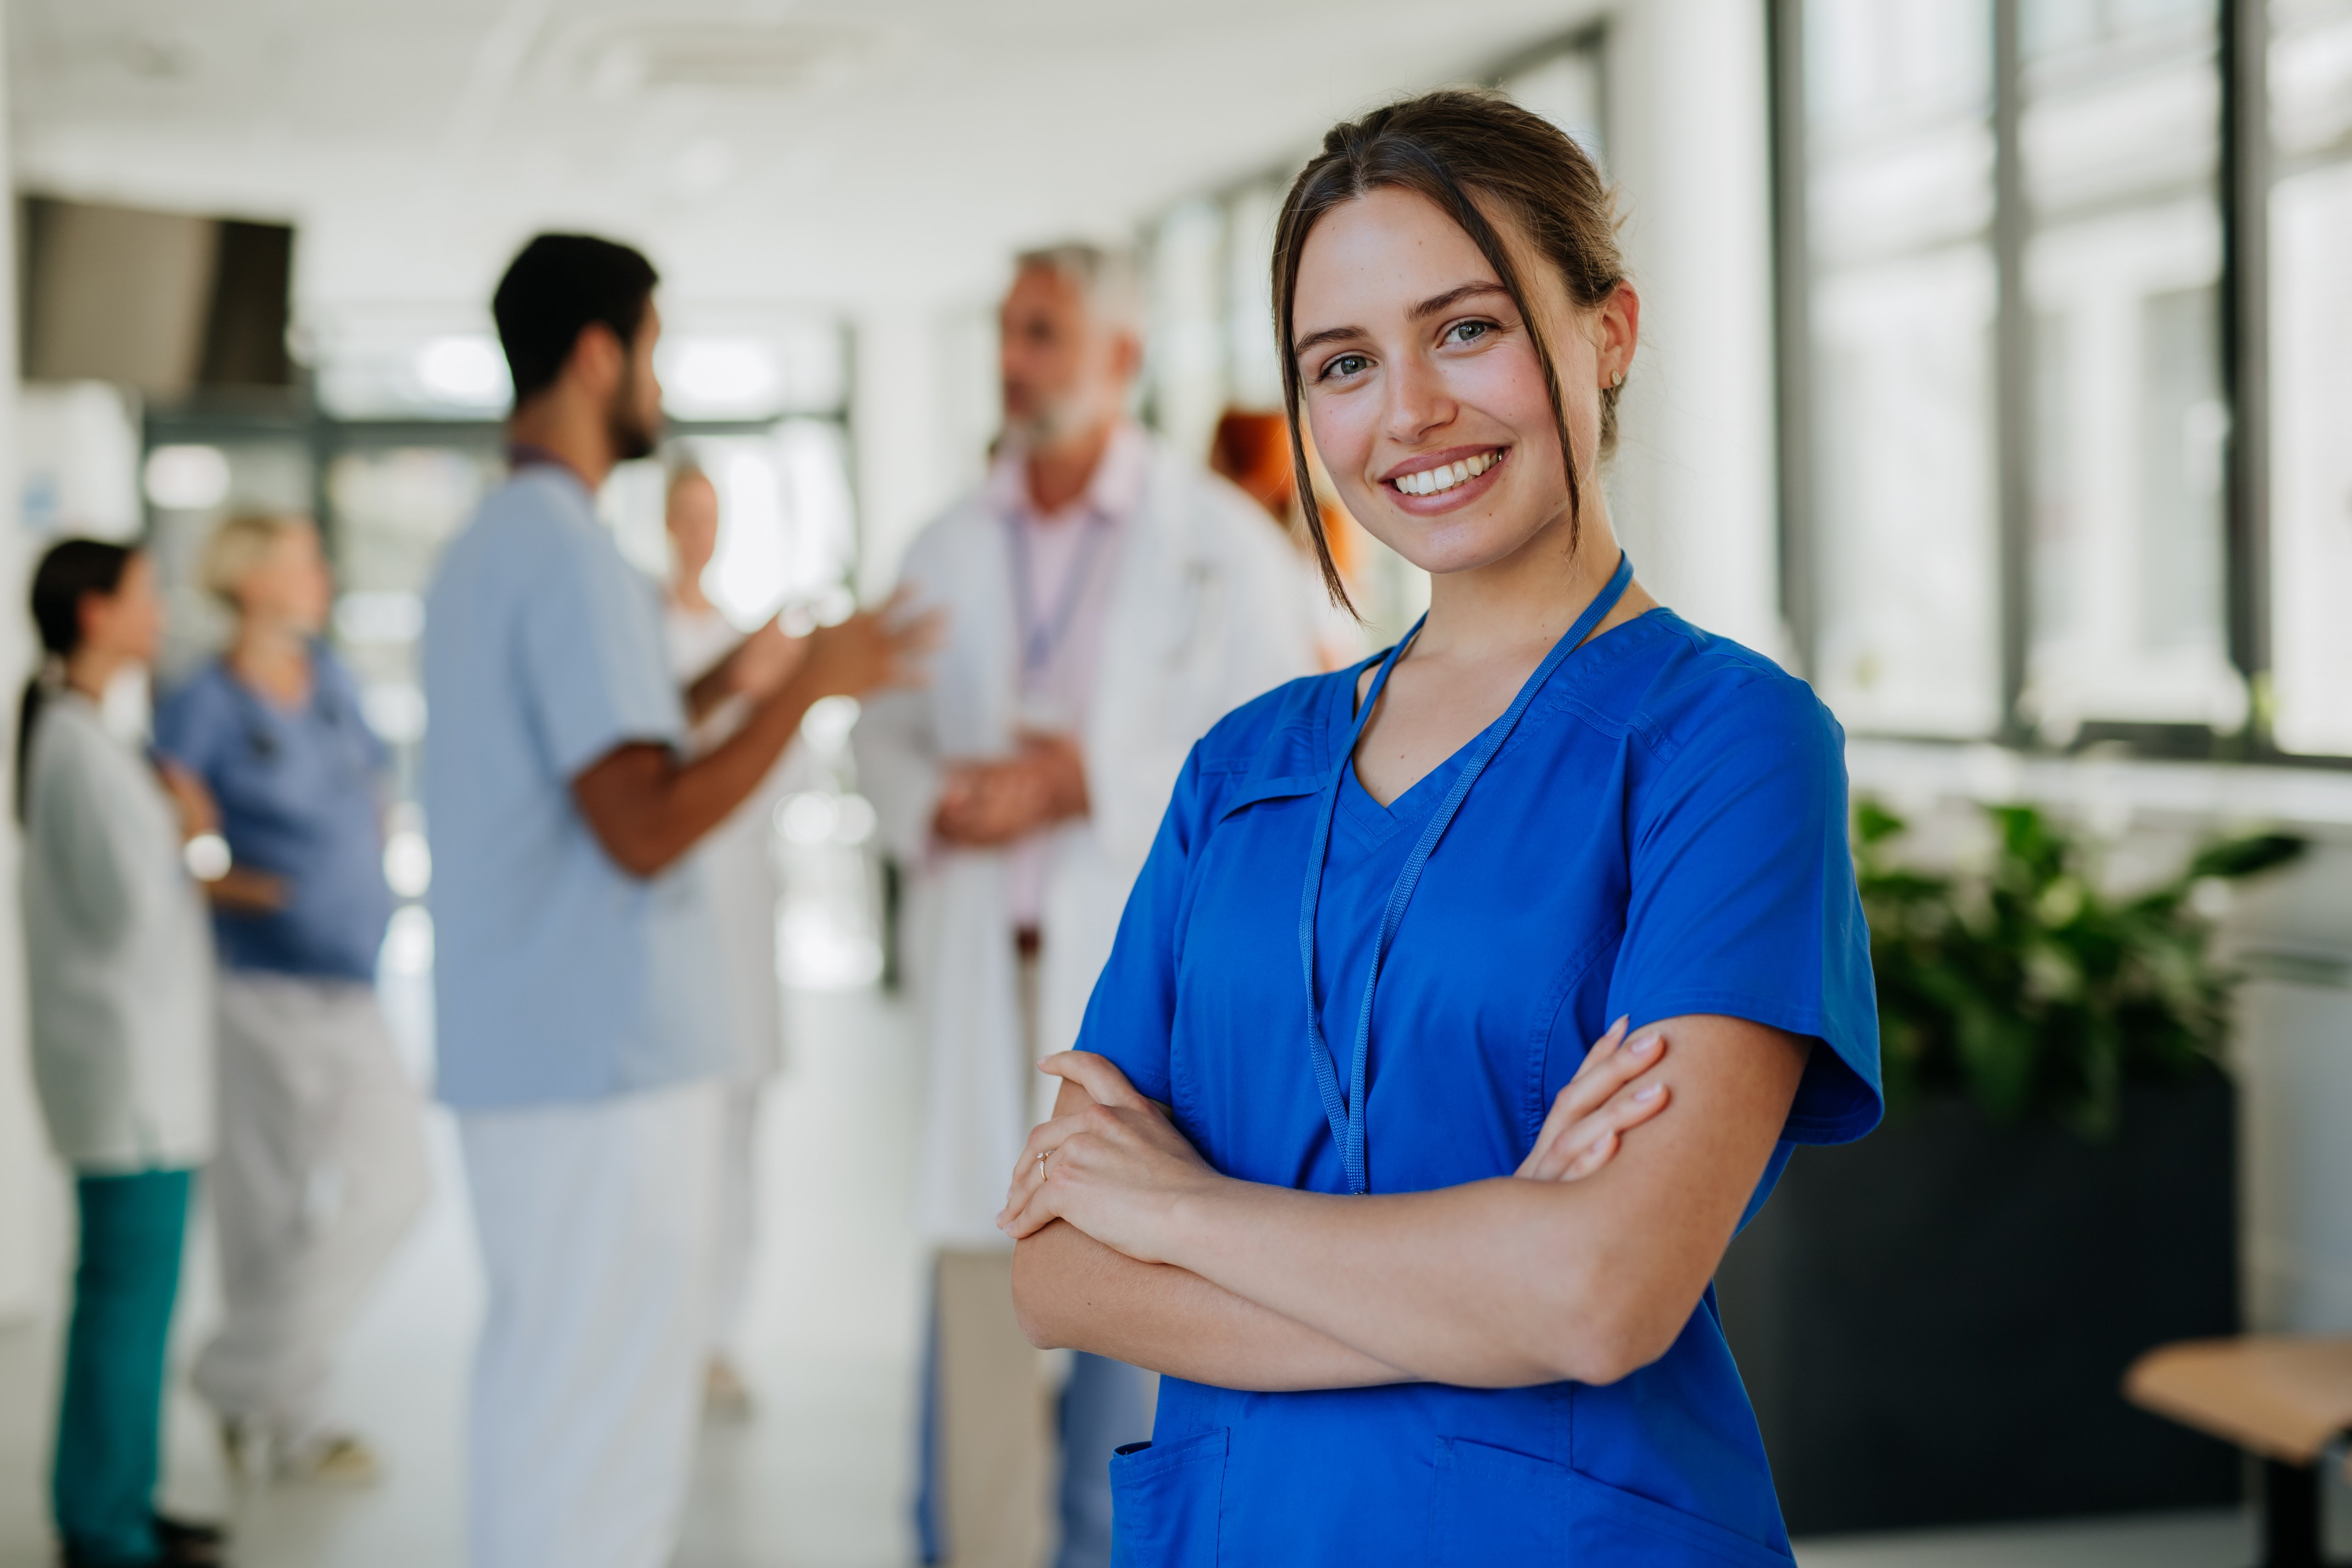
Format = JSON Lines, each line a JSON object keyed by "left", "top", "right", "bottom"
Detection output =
{"left": 983, "top": 424, "right": 1148, "bottom": 927}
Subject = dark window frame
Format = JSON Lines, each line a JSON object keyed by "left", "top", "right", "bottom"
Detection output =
{"left": 1766, "top": 0, "right": 2337, "bottom": 766}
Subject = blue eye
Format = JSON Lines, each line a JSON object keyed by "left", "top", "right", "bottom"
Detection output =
{"left": 1320, "top": 353, "right": 1371, "bottom": 381}
{"left": 1448, "top": 320, "right": 1493, "bottom": 345}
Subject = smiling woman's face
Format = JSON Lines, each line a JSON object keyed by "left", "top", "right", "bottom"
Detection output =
{"left": 1292, "top": 185, "right": 1632, "bottom": 580}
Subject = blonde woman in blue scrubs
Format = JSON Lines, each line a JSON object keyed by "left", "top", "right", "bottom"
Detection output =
{"left": 999, "top": 91, "right": 1880, "bottom": 1565}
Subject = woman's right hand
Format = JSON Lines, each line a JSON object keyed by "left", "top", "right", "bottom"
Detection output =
{"left": 1515, "top": 1017, "right": 1673, "bottom": 1183}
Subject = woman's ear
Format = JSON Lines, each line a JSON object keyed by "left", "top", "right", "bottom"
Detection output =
{"left": 74, "top": 589, "right": 112, "bottom": 651}
{"left": 1595, "top": 282, "right": 1641, "bottom": 388}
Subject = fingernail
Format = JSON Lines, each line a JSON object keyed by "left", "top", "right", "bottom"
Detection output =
{"left": 1630, "top": 1034, "right": 1659, "bottom": 1054}
{"left": 1634, "top": 1084, "right": 1662, "bottom": 1100}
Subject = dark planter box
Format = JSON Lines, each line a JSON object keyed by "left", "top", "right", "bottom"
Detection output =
{"left": 1714, "top": 1068, "right": 2241, "bottom": 1535}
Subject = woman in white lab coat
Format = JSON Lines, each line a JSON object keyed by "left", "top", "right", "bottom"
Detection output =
{"left": 854, "top": 435, "right": 1319, "bottom": 1258}
{"left": 662, "top": 463, "right": 801, "bottom": 1416}
{"left": 19, "top": 538, "right": 226, "bottom": 1568}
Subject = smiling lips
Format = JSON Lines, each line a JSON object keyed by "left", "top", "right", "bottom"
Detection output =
{"left": 1390, "top": 449, "right": 1503, "bottom": 496}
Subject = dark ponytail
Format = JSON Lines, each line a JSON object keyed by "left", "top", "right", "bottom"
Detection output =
{"left": 18, "top": 539, "right": 136, "bottom": 822}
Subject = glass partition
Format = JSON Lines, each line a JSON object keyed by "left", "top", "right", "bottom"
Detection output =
{"left": 2267, "top": 0, "right": 2352, "bottom": 754}
{"left": 1802, "top": 0, "right": 2004, "bottom": 736}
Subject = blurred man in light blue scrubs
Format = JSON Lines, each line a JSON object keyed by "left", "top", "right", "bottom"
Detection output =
{"left": 423, "top": 233, "right": 930, "bottom": 1568}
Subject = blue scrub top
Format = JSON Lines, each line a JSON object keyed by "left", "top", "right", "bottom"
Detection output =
{"left": 154, "top": 648, "right": 393, "bottom": 982}
{"left": 421, "top": 466, "right": 735, "bottom": 1110}
{"left": 1081, "top": 607, "right": 1880, "bottom": 1567}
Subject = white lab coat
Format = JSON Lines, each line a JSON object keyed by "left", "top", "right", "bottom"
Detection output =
{"left": 22, "top": 689, "right": 215, "bottom": 1172}
{"left": 855, "top": 439, "right": 1319, "bottom": 1247}
{"left": 666, "top": 604, "right": 795, "bottom": 1082}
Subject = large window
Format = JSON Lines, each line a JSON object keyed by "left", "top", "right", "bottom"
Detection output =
{"left": 1797, "top": 0, "right": 2002, "bottom": 737}
{"left": 1779, "top": 0, "right": 2352, "bottom": 761}
{"left": 2267, "top": 0, "right": 2352, "bottom": 754}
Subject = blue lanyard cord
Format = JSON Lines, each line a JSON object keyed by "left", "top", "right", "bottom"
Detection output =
{"left": 1297, "top": 553, "right": 1636, "bottom": 1195}
{"left": 1007, "top": 512, "right": 1112, "bottom": 681}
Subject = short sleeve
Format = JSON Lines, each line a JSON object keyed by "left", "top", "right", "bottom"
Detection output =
{"left": 1606, "top": 677, "right": 1881, "bottom": 1145}
{"left": 1073, "top": 746, "right": 1212, "bottom": 1107}
{"left": 518, "top": 525, "right": 683, "bottom": 781}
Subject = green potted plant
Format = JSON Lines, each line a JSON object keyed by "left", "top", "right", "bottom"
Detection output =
{"left": 1716, "top": 801, "right": 2304, "bottom": 1534}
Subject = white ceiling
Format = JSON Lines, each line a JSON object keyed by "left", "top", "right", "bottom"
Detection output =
{"left": 8, "top": 0, "right": 1605, "bottom": 335}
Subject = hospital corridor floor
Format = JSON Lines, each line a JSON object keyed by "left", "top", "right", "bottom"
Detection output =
{"left": 0, "top": 982, "right": 2317, "bottom": 1568}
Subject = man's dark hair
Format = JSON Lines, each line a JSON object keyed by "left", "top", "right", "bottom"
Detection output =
{"left": 492, "top": 234, "right": 659, "bottom": 407}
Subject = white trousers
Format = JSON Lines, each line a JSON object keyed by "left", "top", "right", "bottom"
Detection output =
{"left": 706, "top": 1079, "right": 763, "bottom": 1359}
{"left": 193, "top": 972, "right": 429, "bottom": 1439}
{"left": 459, "top": 1079, "right": 721, "bottom": 1568}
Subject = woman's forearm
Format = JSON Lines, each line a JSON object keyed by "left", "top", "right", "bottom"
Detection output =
{"left": 1160, "top": 1178, "right": 1633, "bottom": 1388}
{"left": 1148, "top": 1017, "right": 1808, "bottom": 1389}
{"left": 1013, "top": 1219, "right": 1404, "bottom": 1392}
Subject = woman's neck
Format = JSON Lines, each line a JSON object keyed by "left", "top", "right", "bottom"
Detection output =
{"left": 670, "top": 573, "right": 713, "bottom": 616}
{"left": 229, "top": 620, "right": 314, "bottom": 706}
{"left": 64, "top": 646, "right": 129, "bottom": 705}
{"left": 1413, "top": 499, "right": 1640, "bottom": 665}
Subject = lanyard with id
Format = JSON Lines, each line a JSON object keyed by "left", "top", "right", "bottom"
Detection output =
{"left": 1298, "top": 552, "right": 1636, "bottom": 1195}
{"left": 1006, "top": 511, "right": 1112, "bottom": 732}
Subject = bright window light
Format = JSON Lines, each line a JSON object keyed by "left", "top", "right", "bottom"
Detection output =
{"left": 382, "top": 905, "right": 435, "bottom": 977}
{"left": 662, "top": 337, "right": 780, "bottom": 417}
{"left": 416, "top": 336, "right": 510, "bottom": 406}
{"left": 383, "top": 829, "right": 432, "bottom": 899}
{"left": 707, "top": 450, "right": 788, "bottom": 624}
{"left": 776, "top": 791, "right": 839, "bottom": 846}
{"left": 361, "top": 681, "right": 428, "bottom": 744}
{"left": 334, "top": 590, "right": 425, "bottom": 644}
{"left": 143, "top": 445, "right": 230, "bottom": 511}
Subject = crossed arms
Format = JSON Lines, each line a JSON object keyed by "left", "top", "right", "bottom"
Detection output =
{"left": 1005, "top": 1013, "right": 1808, "bottom": 1391}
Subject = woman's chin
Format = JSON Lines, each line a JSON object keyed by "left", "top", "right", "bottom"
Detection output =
{"left": 1368, "top": 516, "right": 1547, "bottom": 581}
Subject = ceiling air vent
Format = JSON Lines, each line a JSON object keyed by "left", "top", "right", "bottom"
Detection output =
{"left": 580, "top": 23, "right": 868, "bottom": 96}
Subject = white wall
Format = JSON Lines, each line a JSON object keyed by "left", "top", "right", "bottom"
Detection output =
{"left": 0, "top": 5, "right": 60, "bottom": 1325}
{"left": 851, "top": 302, "right": 1001, "bottom": 597}
{"left": 1605, "top": 0, "right": 1789, "bottom": 661}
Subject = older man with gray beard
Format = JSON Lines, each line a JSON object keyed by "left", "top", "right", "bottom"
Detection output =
{"left": 856, "top": 244, "right": 1319, "bottom": 1568}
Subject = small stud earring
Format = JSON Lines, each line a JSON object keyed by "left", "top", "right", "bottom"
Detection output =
{"left": 1610, "top": 370, "right": 1625, "bottom": 389}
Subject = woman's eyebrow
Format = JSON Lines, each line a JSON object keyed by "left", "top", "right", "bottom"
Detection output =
{"left": 1290, "top": 282, "right": 1510, "bottom": 358}
{"left": 1291, "top": 323, "right": 1364, "bottom": 357}
{"left": 1409, "top": 281, "right": 1510, "bottom": 320}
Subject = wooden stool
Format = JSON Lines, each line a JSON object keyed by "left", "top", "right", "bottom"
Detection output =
{"left": 2125, "top": 1336, "right": 2352, "bottom": 1568}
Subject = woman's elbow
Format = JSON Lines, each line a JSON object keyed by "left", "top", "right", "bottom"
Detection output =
{"left": 1550, "top": 1316, "right": 1679, "bottom": 1387}
{"left": 1530, "top": 1277, "right": 1692, "bottom": 1387}
{"left": 1009, "top": 1238, "right": 1069, "bottom": 1352}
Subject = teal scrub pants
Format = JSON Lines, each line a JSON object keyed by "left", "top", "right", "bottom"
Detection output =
{"left": 54, "top": 1169, "right": 192, "bottom": 1567}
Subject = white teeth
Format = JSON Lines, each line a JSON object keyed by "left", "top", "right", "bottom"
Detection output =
{"left": 1395, "top": 450, "right": 1499, "bottom": 495}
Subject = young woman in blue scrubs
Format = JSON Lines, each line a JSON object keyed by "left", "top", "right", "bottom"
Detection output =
{"left": 999, "top": 91, "right": 1880, "bottom": 1565}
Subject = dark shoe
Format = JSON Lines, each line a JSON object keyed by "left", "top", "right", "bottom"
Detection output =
{"left": 153, "top": 1515, "right": 228, "bottom": 1565}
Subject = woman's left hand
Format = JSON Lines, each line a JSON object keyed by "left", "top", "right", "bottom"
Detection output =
{"left": 1515, "top": 1017, "right": 1673, "bottom": 1182}
{"left": 995, "top": 1051, "right": 1225, "bottom": 1263}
